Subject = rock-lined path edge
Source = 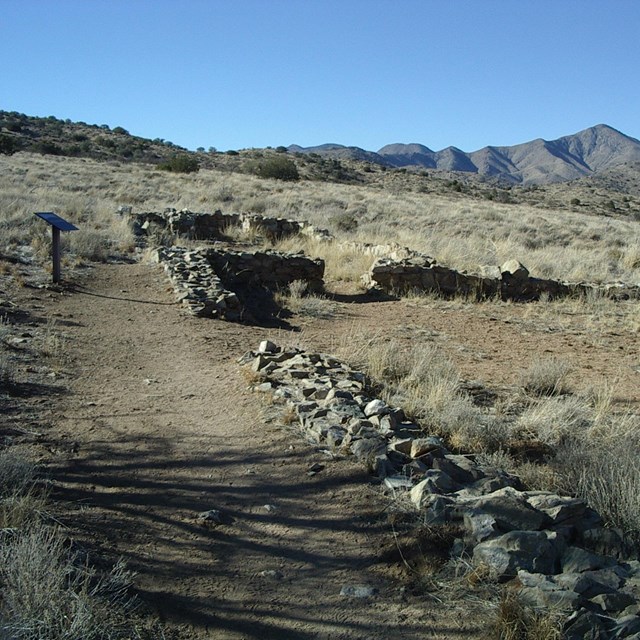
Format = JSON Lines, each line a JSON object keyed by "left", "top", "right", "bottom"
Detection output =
{"left": 244, "top": 340, "right": 640, "bottom": 640}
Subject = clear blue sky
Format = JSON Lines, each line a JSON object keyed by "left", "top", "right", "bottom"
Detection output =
{"left": 2, "top": 0, "right": 639, "bottom": 152}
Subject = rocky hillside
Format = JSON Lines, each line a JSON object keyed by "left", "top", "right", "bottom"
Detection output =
{"left": 0, "top": 110, "right": 190, "bottom": 164}
{"left": 292, "top": 125, "right": 640, "bottom": 185}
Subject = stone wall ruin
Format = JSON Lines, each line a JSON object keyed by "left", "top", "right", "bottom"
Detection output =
{"left": 130, "top": 209, "right": 640, "bottom": 316}
{"left": 243, "top": 341, "right": 640, "bottom": 639}
{"left": 129, "top": 208, "right": 332, "bottom": 244}
{"left": 362, "top": 249, "right": 640, "bottom": 302}
{"left": 153, "top": 245, "right": 324, "bottom": 322}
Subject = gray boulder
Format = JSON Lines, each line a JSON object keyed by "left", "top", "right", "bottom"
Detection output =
{"left": 473, "top": 530, "right": 560, "bottom": 579}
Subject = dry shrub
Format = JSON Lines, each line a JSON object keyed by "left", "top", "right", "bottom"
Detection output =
{"left": 514, "top": 395, "right": 589, "bottom": 446}
{"left": 518, "top": 357, "right": 572, "bottom": 396}
{"left": 39, "top": 317, "right": 65, "bottom": 359}
{"left": 0, "top": 526, "right": 154, "bottom": 640}
{"left": 0, "top": 450, "right": 162, "bottom": 639}
{"left": 69, "top": 215, "right": 135, "bottom": 262}
{"left": 492, "top": 590, "right": 562, "bottom": 640}
{"left": 0, "top": 352, "right": 14, "bottom": 385}
{"left": 338, "top": 333, "right": 506, "bottom": 451}
{"left": 272, "top": 236, "right": 375, "bottom": 286}
{"left": 276, "top": 280, "right": 337, "bottom": 319}
{"left": 0, "top": 449, "right": 46, "bottom": 530}
{"left": 0, "top": 449, "right": 37, "bottom": 497}
{"left": 555, "top": 415, "right": 640, "bottom": 545}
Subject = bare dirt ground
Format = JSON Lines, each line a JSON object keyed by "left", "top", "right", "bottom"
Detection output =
{"left": 26, "top": 262, "right": 488, "bottom": 640}
{"left": 4, "top": 260, "right": 638, "bottom": 639}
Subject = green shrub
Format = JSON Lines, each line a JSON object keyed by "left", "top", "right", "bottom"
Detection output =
{"left": 252, "top": 156, "right": 300, "bottom": 181}
{"left": 31, "top": 141, "right": 63, "bottom": 155}
{"left": 158, "top": 154, "right": 200, "bottom": 174}
{"left": 329, "top": 211, "right": 358, "bottom": 232}
{"left": 0, "top": 134, "right": 20, "bottom": 155}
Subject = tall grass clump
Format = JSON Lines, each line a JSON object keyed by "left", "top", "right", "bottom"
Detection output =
{"left": 338, "top": 333, "right": 503, "bottom": 450}
{"left": 0, "top": 448, "right": 163, "bottom": 639}
{"left": 554, "top": 410, "right": 640, "bottom": 546}
{"left": 492, "top": 590, "right": 562, "bottom": 640}
{"left": 0, "top": 527, "right": 150, "bottom": 640}
{"left": 276, "top": 280, "right": 337, "bottom": 319}
{"left": 271, "top": 236, "right": 376, "bottom": 287}
{"left": 513, "top": 395, "right": 588, "bottom": 446}
{"left": 518, "top": 357, "right": 572, "bottom": 396}
{"left": 0, "top": 449, "right": 44, "bottom": 530}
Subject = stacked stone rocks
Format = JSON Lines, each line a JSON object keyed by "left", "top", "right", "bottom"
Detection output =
{"left": 131, "top": 209, "right": 639, "bottom": 303}
{"left": 204, "top": 248, "right": 324, "bottom": 293}
{"left": 243, "top": 341, "right": 640, "bottom": 639}
{"left": 153, "top": 246, "right": 324, "bottom": 321}
{"left": 128, "top": 209, "right": 333, "bottom": 244}
{"left": 362, "top": 252, "right": 499, "bottom": 299}
{"left": 131, "top": 209, "right": 240, "bottom": 241}
{"left": 240, "top": 213, "right": 333, "bottom": 242}
{"left": 364, "top": 252, "right": 640, "bottom": 302}
{"left": 153, "top": 247, "right": 241, "bottom": 319}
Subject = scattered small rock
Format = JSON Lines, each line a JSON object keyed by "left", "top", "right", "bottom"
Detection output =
{"left": 260, "top": 569, "right": 284, "bottom": 580}
{"left": 340, "top": 584, "right": 377, "bottom": 598}
{"left": 197, "top": 509, "right": 234, "bottom": 526}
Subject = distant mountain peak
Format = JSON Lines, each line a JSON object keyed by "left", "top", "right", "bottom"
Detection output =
{"left": 292, "top": 125, "right": 640, "bottom": 185}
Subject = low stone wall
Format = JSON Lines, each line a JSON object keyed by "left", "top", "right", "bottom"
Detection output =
{"left": 363, "top": 252, "right": 640, "bottom": 302}
{"left": 152, "top": 247, "right": 242, "bottom": 320}
{"left": 240, "top": 214, "right": 333, "bottom": 242}
{"left": 128, "top": 209, "right": 332, "bottom": 244}
{"left": 132, "top": 209, "right": 639, "bottom": 302}
{"left": 243, "top": 341, "right": 640, "bottom": 639}
{"left": 362, "top": 254, "right": 500, "bottom": 298}
{"left": 204, "top": 248, "right": 324, "bottom": 293}
{"left": 153, "top": 246, "right": 324, "bottom": 322}
{"left": 131, "top": 209, "right": 240, "bottom": 241}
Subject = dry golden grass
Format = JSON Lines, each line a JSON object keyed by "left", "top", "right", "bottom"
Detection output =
{"left": 274, "top": 280, "right": 338, "bottom": 319}
{"left": 2, "top": 149, "right": 640, "bottom": 627}
{"left": 2, "top": 152, "right": 639, "bottom": 285}
{"left": 518, "top": 356, "right": 573, "bottom": 396}
{"left": 492, "top": 590, "right": 563, "bottom": 640}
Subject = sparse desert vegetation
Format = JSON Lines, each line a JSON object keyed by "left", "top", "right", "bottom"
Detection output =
{"left": 1, "top": 132, "right": 639, "bottom": 638}
{"left": 1, "top": 151, "right": 639, "bottom": 285}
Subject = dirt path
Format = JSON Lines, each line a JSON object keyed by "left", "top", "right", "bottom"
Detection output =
{"left": 42, "top": 263, "right": 482, "bottom": 640}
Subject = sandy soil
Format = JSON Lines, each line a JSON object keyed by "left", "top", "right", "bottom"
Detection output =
{"left": 31, "top": 262, "right": 485, "bottom": 640}
{"left": 5, "top": 259, "right": 638, "bottom": 639}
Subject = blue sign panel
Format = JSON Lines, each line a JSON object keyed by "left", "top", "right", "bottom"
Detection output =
{"left": 34, "top": 212, "right": 78, "bottom": 232}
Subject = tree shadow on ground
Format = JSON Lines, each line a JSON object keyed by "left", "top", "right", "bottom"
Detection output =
{"left": 47, "top": 429, "right": 479, "bottom": 640}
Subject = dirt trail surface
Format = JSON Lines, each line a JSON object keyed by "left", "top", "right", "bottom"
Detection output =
{"left": 42, "top": 263, "right": 480, "bottom": 640}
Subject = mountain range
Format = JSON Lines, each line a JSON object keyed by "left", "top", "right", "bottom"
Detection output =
{"left": 288, "top": 125, "right": 640, "bottom": 185}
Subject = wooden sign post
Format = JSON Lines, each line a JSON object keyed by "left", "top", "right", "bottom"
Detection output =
{"left": 34, "top": 212, "right": 79, "bottom": 283}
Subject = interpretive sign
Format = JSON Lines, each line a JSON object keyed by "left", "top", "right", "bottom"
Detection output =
{"left": 34, "top": 212, "right": 78, "bottom": 283}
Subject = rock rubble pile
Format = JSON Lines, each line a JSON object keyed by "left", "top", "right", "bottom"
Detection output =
{"left": 243, "top": 341, "right": 640, "bottom": 639}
